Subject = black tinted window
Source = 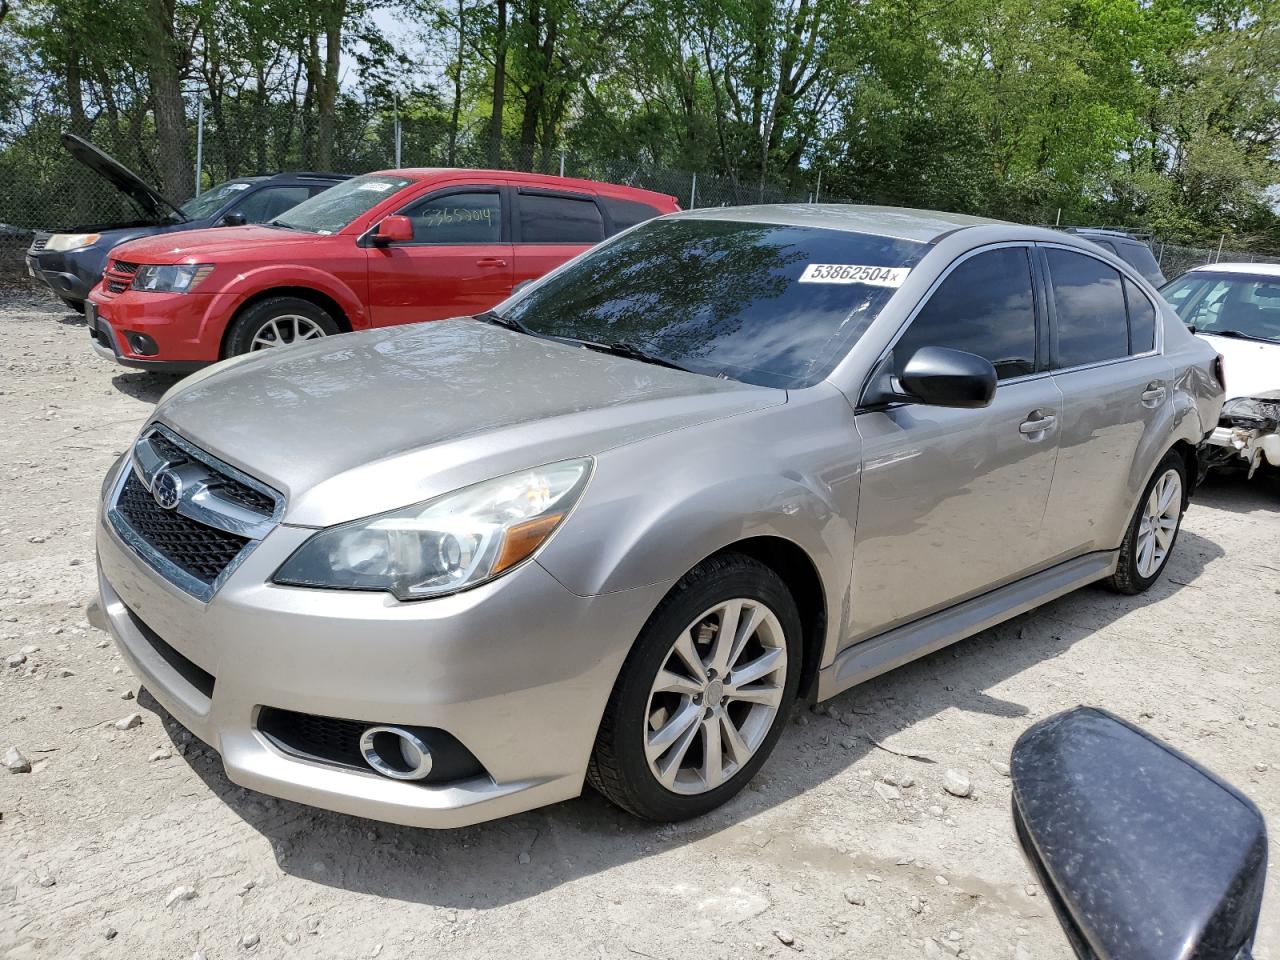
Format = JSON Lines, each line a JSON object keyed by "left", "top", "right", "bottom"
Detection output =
{"left": 601, "top": 196, "right": 663, "bottom": 232}
{"left": 1048, "top": 250, "right": 1129, "bottom": 368}
{"left": 1125, "top": 279, "right": 1156, "bottom": 353}
{"left": 1116, "top": 241, "right": 1164, "bottom": 285}
{"left": 894, "top": 247, "right": 1037, "bottom": 381}
{"left": 519, "top": 193, "right": 604, "bottom": 243}
{"left": 234, "top": 185, "right": 310, "bottom": 224}
{"left": 502, "top": 218, "right": 928, "bottom": 388}
{"left": 402, "top": 192, "right": 501, "bottom": 243}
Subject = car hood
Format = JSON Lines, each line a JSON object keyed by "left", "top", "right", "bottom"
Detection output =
{"left": 1197, "top": 333, "right": 1279, "bottom": 402}
{"left": 154, "top": 319, "right": 784, "bottom": 527}
{"left": 63, "top": 133, "right": 186, "bottom": 224}
{"left": 112, "top": 225, "right": 320, "bottom": 263}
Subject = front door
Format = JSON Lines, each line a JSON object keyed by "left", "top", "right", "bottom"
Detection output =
{"left": 849, "top": 245, "right": 1062, "bottom": 642}
{"left": 367, "top": 185, "right": 513, "bottom": 327}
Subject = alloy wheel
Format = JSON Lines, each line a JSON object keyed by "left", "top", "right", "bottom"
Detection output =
{"left": 1135, "top": 468, "right": 1182, "bottom": 578}
{"left": 250, "top": 314, "right": 328, "bottom": 350}
{"left": 644, "top": 598, "right": 788, "bottom": 795}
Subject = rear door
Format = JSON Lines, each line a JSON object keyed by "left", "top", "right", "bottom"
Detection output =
{"left": 511, "top": 189, "right": 607, "bottom": 288}
{"left": 366, "top": 183, "right": 513, "bottom": 326}
{"left": 849, "top": 244, "right": 1063, "bottom": 640}
{"left": 1037, "top": 245, "right": 1173, "bottom": 558}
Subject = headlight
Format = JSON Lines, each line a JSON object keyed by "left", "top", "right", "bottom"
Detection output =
{"left": 274, "top": 459, "right": 592, "bottom": 600}
{"left": 45, "top": 232, "right": 100, "bottom": 252}
{"left": 131, "top": 263, "right": 213, "bottom": 293}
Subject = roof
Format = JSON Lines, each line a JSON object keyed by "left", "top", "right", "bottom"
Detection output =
{"left": 671, "top": 203, "right": 1009, "bottom": 243}
{"left": 366, "top": 167, "right": 678, "bottom": 202}
{"left": 1187, "top": 262, "right": 1280, "bottom": 277}
{"left": 1067, "top": 227, "right": 1147, "bottom": 241}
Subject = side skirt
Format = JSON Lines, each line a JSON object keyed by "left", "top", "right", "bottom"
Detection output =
{"left": 816, "top": 550, "right": 1119, "bottom": 702}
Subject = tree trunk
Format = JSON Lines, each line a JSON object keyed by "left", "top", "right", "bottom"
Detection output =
{"left": 447, "top": 0, "right": 465, "bottom": 165}
{"left": 315, "top": 0, "right": 346, "bottom": 171}
{"left": 65, "top": 52, "right": 91, "bottom": 138}
{"left": 145, "top": 0, "right": 194, "bottom": 199}
{"left": 488, "top": 0, "right": 508, "bottom": 167}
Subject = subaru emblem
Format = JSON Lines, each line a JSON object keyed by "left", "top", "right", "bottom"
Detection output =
{"left": 151, "top": 468, "right": 182, "bottom": 510}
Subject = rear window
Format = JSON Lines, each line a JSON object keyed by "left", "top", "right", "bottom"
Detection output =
{"left": 1125, "top": 279, "right": 1157, "bottom": 353}
{"left": 501, "top": 217, "right": 928, "bottom": 388}
{"left": 601, "top": 196, "right": 665, "bottom": 232}
{"left": 1115, "top": 241, "right": 1164, "bottom": 285}
{"left": 518, "top": 193, "right": 605, "bottom": 244}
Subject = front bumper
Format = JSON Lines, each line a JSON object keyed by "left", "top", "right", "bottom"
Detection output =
{"left": 88, "top": 288, "right": 217, "bottom": 372}
{"left": 26, "top": 247, "right": 98, "bottom": 303}
{"left": 95, "top": 469, "right": 667, "bottom": 828}
{"left": 1205, "top": 424, "right": 1280, "bottom": 476}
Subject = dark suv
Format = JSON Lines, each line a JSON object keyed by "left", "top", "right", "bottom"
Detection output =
{"left": 25, "top": 135, "right": 347, "bottom": 313}
{"left": 1066, "top": 228, "right": 1166, "bottom": 286}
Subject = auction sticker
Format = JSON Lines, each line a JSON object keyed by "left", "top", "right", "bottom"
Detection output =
{"left": 798, "top": 264, "right": 910, "bottom": 287}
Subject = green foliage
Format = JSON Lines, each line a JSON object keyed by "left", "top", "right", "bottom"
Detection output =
{"left": 0, "top": 0, "right": 1276, "bottom": 247}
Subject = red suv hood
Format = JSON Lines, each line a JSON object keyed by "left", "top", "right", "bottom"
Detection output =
{"left": 110, "top": 225, "right": 324, "bottom": 264}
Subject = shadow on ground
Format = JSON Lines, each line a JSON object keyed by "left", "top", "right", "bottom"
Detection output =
{"left": 131, "top": 515, "right": 1227, "bottom": 909}
{"left": 111, "top": 371, "right": 185, "bottom": 403}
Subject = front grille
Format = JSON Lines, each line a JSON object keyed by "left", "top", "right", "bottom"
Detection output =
{"left": 257, "top": 707, "right": 486, "bottom": 784}
{"left": 106, "top": 279, "right": 128, "bottom": 294}
{"left": 116, "top": 473, "right": 249, "bottom": 585}
{"left": 30, "top": 235, "right": 48, "bottom": 251}
{"left": 111, "top": 259, "right": 139, "bottom": 275}
{"left": 147, "top": 433, "right": 276, "bottom": 515}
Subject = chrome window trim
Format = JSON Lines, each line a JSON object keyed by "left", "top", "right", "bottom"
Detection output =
{"left": 1034, "top": 241, "right": 1166, "bottom": 374}
{"left": 106, "top": 423, "right": 284, "bottom": 604}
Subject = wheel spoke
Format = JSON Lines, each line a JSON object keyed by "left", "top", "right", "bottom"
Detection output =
{"left": 647, "top": 701, "right": 701, "bottom": 762}
{"left": 728, "top": 646, "right": 783, "bottom": 689}
{"left": 720, "top": 713, "right": 751, "bottom": 765}
{"left": 653, "top": 669, "right": 703, "bottom": 698}
{"left": 656, "top": 713, "right": 701, "bottom": 786}
{"left": 725, "top": 683, "right": 783, "bottom": 707}
{"left": 708, "top": 600, "right": 743, "bottom": 674}
{"left": 672, "top": 630, "right": 709, "bottom": 685}
{"left": 700, "top": 715, "right": 724, "bottom": 789}
{"left": 726, "top": 604, "right": 763, "bottom": 672}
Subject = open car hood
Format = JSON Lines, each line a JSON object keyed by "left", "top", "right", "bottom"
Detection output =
{"left": 62, "top": 133, "right": 187, "bottom": 224}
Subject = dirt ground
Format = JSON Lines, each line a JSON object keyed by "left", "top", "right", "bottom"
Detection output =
{"left": 1, "top": 288, "right": 1277, "bottom": 960}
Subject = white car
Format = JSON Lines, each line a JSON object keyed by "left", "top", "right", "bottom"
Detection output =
{"left": 1162, "top": 262, "right": 1280, "bottom": 478}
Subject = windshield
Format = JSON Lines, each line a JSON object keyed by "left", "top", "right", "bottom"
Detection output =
{"left": 176, "top": 180, "right": 256, "bottom": 220}
{"left": 1162, "top": 271, "right": 1280, "bottom": 342}
{"left": 499, "top": 218, "right": 929, "bottom": 388}
{"left": 271, "top": 174, "right": 413, "bottom": 234}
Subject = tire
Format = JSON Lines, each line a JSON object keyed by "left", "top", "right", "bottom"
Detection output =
{"left": 224, "top": 296, "right": 340, "bottom": 358}
{"left": 1106, "top": 451, "right": 1188, "bottom": 595}
{"left": 60, "top": 297, "right": 85, "bottom": 315}
{"left": 588, "top": 553, "right": 802, "bottom": 821}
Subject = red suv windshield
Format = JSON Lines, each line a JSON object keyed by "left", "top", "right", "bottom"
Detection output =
{"left": 271, "top": 174, "right": 413, "bottom": 234}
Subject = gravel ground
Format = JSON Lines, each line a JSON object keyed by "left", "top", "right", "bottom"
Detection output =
{"left": 2, "top": 289, "right": 1278, "bottom": 960}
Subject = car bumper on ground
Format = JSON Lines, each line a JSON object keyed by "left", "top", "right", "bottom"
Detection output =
{"left": 95, "top": 467, "right": 667, "bottom": 828}
{"left": 87, "top": 289, "right": 216, "bottom": 373}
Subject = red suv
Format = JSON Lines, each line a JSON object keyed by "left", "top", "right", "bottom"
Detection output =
{"left": 85, "top": 170, "right": 678, "bottom": 372}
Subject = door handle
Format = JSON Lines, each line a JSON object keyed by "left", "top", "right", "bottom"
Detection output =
{"left": 1019, "top": 412, "right": 1057, "bottom": 436}
{"left": 1141, "top": 382, "right": 1167, "bottom": 406}
{"left": 475, "top": 257, "right": 508, "bottom": 267}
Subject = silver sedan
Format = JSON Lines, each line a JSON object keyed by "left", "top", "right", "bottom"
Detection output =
{"left": 94, "top": 205, "right": 1224, "bottom": 826}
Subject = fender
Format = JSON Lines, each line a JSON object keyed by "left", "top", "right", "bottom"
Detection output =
{"left": 535, "top": 388, "right": 862, "bottom": 670}
{"left": 200, "top": 263, "right": 370, "bottom": 343}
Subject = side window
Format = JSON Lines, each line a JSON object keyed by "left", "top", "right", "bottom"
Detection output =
{"left": 232, "top": 186, "right": 311, "bottom": 224}
{"left": 1125, "top": 279, "right": 1156, "bottom": 354}
{"left": 1047, "top": 249, "right": 1129, "bottom": 368}
{"left": 400, "top": 191, "right": 501, "bottom": 244}
{"left": 518, "top": 193, "right": 605, "bottom": 243}
{"left": 600, "top": 196, "right": 663, "bottom": 233}
{"left": 893, "top": 247, "right": 1038, "bottom": 381}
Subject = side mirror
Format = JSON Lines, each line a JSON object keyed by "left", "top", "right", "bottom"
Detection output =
{"left": 371, "top": 215, "right": 414, "bottom": 245}
{"left": 220, "top": 212, "right": 246, "bottom": 227}
{"left": 868, "top": 346, "right": 997, "bottom": 408}
{"left": 1012, "top": 707, "right": 1267, "bottom": 960}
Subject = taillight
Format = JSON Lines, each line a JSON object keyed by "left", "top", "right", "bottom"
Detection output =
{"left": 1213, "top": 354, "right": 1226, "bottom": 393}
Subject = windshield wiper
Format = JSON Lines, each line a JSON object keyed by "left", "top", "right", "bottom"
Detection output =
{"left": 571, "top": 339, "right": 694, "bottom": 373}
{"left": 1202, "top": 328, "right": 1279, "bottom": 344}
{"left": 473, "top": 309, "right": 537, "bottom": 336}
{"left": 267, "top": 219, "right": 300, "bottom": 231}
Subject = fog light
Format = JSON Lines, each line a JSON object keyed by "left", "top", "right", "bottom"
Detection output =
{"left": 125, "top": 332, "right": 159, "bottom": 357}
{"left": 359, "top": 725, "right": 434, "bottom": 780}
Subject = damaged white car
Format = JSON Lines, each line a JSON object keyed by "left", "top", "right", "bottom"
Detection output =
{"left": 1162, "top": 263, "right": 1280, "bottom": 478}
